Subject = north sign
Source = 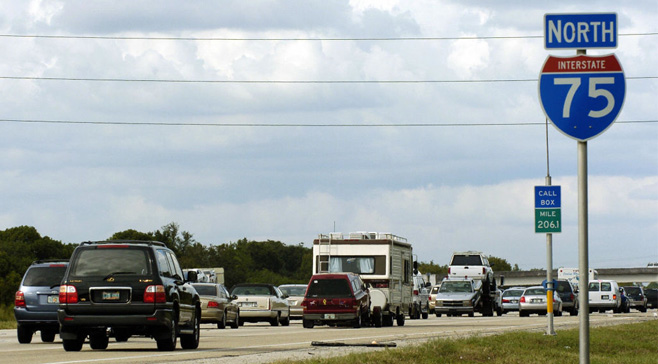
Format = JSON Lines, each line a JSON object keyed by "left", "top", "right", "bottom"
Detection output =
{"left": 539, "top": 54, "right": 625, "bottom": 141}
{"left": 544, "top": 13, "right": 617, "bottom": 49}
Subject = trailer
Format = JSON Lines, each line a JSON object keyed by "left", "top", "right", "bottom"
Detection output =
{"left": 312, "top": 232, "right": 414, "bottom": 326}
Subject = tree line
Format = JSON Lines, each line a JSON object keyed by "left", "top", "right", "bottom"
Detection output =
{"left": 0, "top": 223, "right": 517, "bottom": 307}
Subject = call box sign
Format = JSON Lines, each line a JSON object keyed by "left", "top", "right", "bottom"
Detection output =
{"left": 535, "top": 186, "right": 562, "bottom": 234}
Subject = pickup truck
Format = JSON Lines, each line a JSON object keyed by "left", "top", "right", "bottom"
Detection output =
{"left": 448, "top": 251, "right": 495, "bottom": 294}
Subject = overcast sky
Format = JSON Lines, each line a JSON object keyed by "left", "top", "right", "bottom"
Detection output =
{"left": 1, "top": 1, "right": 656, "bottom": 270}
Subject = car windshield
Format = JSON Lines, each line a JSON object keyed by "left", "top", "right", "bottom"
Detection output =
{"left": 193, "top": 285, "right": 218, "bottom": 296}
{"left": 72, "top": 248, "right": 151, "bottom": 276}
{"left": 306, "top": 278, "right": 353, "bottom": 299}
{"left": 439, "top": 281, "right": 473, "bottom": 293}
{"left": 232, "top": 286, "right": 272, "bottom": 296}
{"left": 524, "top": 288, "right": 546, "bottom": 296}
{"left": 280, "top": 286, "right": 306, "bottom": 296}
{"left": 23, "top": 266, "right": 68, "bottom": 286}
{"left": 502, "top": 289, "right": 524, "bottom": 298}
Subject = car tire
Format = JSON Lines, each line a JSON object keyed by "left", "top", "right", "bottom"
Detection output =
{"left": 270, "top": 312, "right": 280, "bottom": 327}
{"left": 89, "top": 333, "right": 109, "bottom": 350}
{"left": 17, "top": 325, "right": 33, "bottom": 344}
{"left": 63, "top": 335, "right": 85, "bottom": 352}
{"left": 157, "top": 314, "right": 177, "bottom": 351}
{"left": 372, "top": 307, "right": 383, "bottom": 328}
{"left": 396, "top": 313, "right": 405, "bottom": 327}
{"left": 230, "top": 311, "right": 240, "bottom": 329}
{"left": 468, "top": 312, "right": 474, "bottom": 317}
{"left": 352, "top": 313, "right": 362, "bottom": 328}
{"left": 217, "top": 311, "right": 227, "bottom": 329}
{"left": 519, "top": 310, "right": 528, "bottom": 317}
{"left": 40, "top": 329, "right": 57, "bottom": 343}
{"left": 640, "top": 304, "right": 647, "bottom": 313}
{"left": 280, "top": 310, "right": 291, "bottom": 327}
{"left": 180, "top": 309, "right": 200, "bottom": 350}
{"left": 383, "top": 313, "right": 394, "bottom": 327}
{"left": 436, "top": 312, "right": 442, "bottom": 317}
{"left": 302, "top": 319, "right": 314, "bottom": 329}
{"left": 422, "top": 303, "right": 429, "bottom": 319}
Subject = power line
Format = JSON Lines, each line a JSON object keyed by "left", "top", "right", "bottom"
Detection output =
{"left": 0, "top": 33, "right": 656, "bottom": 41}
{"left": 1, "top": 118, "right": 655, "bottom": 127}
{"left": 1, "top": 75, "right": 655, "bottom": 84}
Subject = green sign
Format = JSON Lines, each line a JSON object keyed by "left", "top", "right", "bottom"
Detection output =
{"left": 535, "top": 208, "right": 561, "bottom": 233}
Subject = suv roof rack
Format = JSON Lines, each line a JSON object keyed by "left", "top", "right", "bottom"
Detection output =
{"left": 80, "top": 240, "right": 167, "bottom": 247}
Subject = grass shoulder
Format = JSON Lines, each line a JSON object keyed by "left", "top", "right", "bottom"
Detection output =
{"left": 280, "top": 320, "right": 657, "bottom": 364}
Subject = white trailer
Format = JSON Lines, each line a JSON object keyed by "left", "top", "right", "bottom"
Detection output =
{"left": 557, "top": 267, "right": 598, "bottom": 290}
{"left": 312, "top": 232, "right": 414, "bottom": 326}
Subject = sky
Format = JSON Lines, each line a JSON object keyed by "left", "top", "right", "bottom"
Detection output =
{"left": 0, "top": 1, "right": 656, "bottom": 270}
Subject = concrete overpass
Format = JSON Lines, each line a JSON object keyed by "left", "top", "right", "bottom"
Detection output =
{"left": 495, "top": 267, "right": 658, "bottom": 287}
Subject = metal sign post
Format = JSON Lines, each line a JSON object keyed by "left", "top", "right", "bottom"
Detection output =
{"left": 539, "top": 12, "right": 623, "bottom": 364}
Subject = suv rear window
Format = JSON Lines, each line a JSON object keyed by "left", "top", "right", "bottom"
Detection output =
{"left": 624, "top": 287, "right": 641, "bottom": 295}
{"left": 555, "top": 281, "right": 572, "bottom": 293}
{"left": 23, "top": 266, "right": 68, "bottom": 286}
{"left": 193, "top": 285, "right": 218, "bottom": 296}
{"left": 72, "top": 248, "right": 151, "bottom": 276}
{"left": 451, "top": 255, "right": 483, "bottom": 265}
{"left": 306, "top": 278, "right": 352, "bottom": 298}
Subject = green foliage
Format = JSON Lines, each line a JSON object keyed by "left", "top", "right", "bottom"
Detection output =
{"left": 487, "top": 255, "right": 512, "bottom": 271}
{"left": 417, "top": 261, "right": 448, "bottom": 278}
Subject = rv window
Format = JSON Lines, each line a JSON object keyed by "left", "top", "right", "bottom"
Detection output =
{"left": 329, "top": 257, "right": 375, "bottom": 274}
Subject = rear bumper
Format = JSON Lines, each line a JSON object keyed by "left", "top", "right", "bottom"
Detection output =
{"left": 57, "top": 308, "right": 173, "bottom": 339}
{"left": 303, "top": 312, "right": 357, "bottom": 322}
{"left": 14, "top": 308, "right": 59, "bottom": 325}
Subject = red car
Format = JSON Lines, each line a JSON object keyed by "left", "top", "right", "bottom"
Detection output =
{"left": 301, "top": 273, "right": 371, "bottom": 328}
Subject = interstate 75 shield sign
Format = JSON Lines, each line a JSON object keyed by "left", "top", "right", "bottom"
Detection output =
{"left": 539, "top": 54, "right": 625, "bottom": 141}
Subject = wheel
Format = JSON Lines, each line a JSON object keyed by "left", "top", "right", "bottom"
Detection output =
{"left": 180, "top": 309, "right": 200, "bottom": 350}
{"left": 63, "top": 335, "right": 85, "bottom": 352}
{"left": 89, "top": 333, "right": 109, "bottom": 350}
{"left": 229, "top": 311, "right": 240, "bottom": 329}
{"left": 468, "top": 312, "right": 474, "bottom": 317}
{"left": 396, "top": 313, "right": 405, "bottom": 327}
{"left": 640, "top": 304, "right": 647, "bottom": 313}
{"left": 157, "top": 314, "right": 177, "bottom": 351}
{"left": 40, "top": 329, "right": 56, "bottom": 343}
{"left": 436, "top": 312, "right": 442, "bottom": 317}
{"left": 303, "top": 319, "right": 314, "bottom": 329}
{"left": 383, "top": 313, "right": 394, "bottom": 327}
{"left": 352, "top": 312, "right": 362, "bottom": 328}
{"left": 556, "top": 310, "right": 563, "bottom": 317}
{"left": 519, "top": 310, "right": 528, "bottom": 317}
{"left": 115, "top": 333, "right": 130, "bottom": 342}
{"left": 372, "top": 307, "right": 383, "bottom": 328}
{"left": 280, "top": 309, "right": 290, "bottom": 326}
{"left": 570, "top": 308, "right": 578, "bottom": 316}
{"left": 270, "top": 312, "right": 280, "bottom": 326}
{"left": 17, "top": 325, "right": 33, "bottom": 344}
{"left": 217, "top": 311, "right": 227, "bottom": 329}
{"left": 422, "top": 304, "right": 429, "bottom": 319}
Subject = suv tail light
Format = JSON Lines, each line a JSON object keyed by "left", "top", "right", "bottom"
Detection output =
{"left": 570, "top": 293, "right": 575, "bottom": 301}
{"left": 144, "top": 285, "right": 166, "bottom": 303}
{"left": 482, "top": 267, "right": 486, "bottom": 275}
{"left": 59, "top": 285, "right": 78, "bottom": 304}
{"left": 613, "top": 294, "right": 617, "bottom": 300}
{"left": 15, "top": 291, "right": 26, "bottom": 307}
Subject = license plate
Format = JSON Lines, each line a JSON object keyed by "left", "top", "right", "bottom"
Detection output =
{"left": 323, "top": 313, "right": 336, "bottom": 319}
{"left": 511, "top": 300, "right": 518, "bottom": 303}
{"left": 602, "top": 295, "right": 609, "bottom": 300}
{"left": 531, "top": 298, "right": 542, "bottom": 303}
{"left": 240, "top": 302, "right": 257, "bottom": 307}
{"left": 103, "top": 291, "right": 121, "bottom": 300}
{"left": 47, "top": 295, "right": 59, "bottom": 304}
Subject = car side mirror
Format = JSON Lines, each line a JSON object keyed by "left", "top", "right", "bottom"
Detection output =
{"left": 282, "top": 294, "right": 289, "bottom": 299}
{"left": 186, "top": 270, "right": 198, "bottom": 282}
{"left": 230, "top": 294, "right": 238, "bottom": 300}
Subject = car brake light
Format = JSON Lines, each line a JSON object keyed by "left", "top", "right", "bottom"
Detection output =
{"left": 570, "top": 294, "right": 575, "bottom": 300}
{"left": 207, "top": 301, "right": 219, "bottom": 308}
{"left": 144, "top": 285, "right": 166, "bottom": 303}
{"left": 502, "top": 299, "right": 510, "bottom": 303}
{"left": 448, "top": 267, "right": 451, "bottom": 274}
{"left": 482, "top": 267, "right": 486, "bottom": 275}
{"left": 15, "top": 291, "right": 26, "bottom": 307}
{"left": 520, "top": 297, "right": 526, "bottom": 303}
{"left": 59, "top": 285, "right": 78, "bottom": 304}
{"left": 413, "top": 290, "right": 419, "bottom": 296}
{"left": 613, "top": 294, "right": 617, "bottom": 300}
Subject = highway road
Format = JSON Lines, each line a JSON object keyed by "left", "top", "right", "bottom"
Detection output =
{"left": 1, "top": 311, "right": 653, "bottom": 364}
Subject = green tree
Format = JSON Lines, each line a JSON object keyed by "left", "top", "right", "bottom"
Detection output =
{"left": 487, "top": 255, "right": 512, "bottom": 271}
{"left": 109, "top": 229, "right": 154, "bottom": 241}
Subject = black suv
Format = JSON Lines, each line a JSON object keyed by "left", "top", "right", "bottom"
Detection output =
{"left": 58, "top": 241, "right": 201, "bottom": 351}
{"left": 14, "top": 260, "right": 69, "bottom": 343}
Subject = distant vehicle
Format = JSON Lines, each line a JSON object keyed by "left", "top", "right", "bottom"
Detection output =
{"left": 519, "top": 286, "right": 563, "bottom": 317}
{"left": 312, "top": 232, "right": 414, "bottom": 326}
{"left": 588, "top": 280, "right": 621, "bottom": 314}
{"left": 499, "top": 287, "right": 525, "bottom": 314}
{"left": 555, "top": 280, "right": 579, "bottom": 316}
{"left": 14, "top": 260, "right": 69, "bottom": 344}
{"left": 434, "top": 278, "right": 484, "bottom": 317}
{"left": 278, "top": 284, "right": 307, "bottom": 319}
{"left": 230, "top": 283, "right": 290, "bottom": 326}
{"left": 192, "top": 283, "right": 239, "bottom": 329}
{"left": 411, "top": 273, "right": 430, "bottom": 319}
{"left": 622, "top": 286, "right": 648, "bottom": 312}
{"left": 445, "top": 251, "right": 499, "bottom": 316}
{"left": 301, "top": 273, "right": 377, "bottom": 328}
{"left": 428, "top": 284, "right": 441, "bottom": 314}
{"left": 183, "top": 269, "right": 209, "bottom": 283}
{"left": 645, "top": 288, "right": 658, "bottom": 309}
{"left": 557, "top": 267, "right": 598, "bottom": 291}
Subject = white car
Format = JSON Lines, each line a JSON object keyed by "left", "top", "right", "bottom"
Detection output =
{"left": 519, "top": 286, "right": 562, "bottom": 317}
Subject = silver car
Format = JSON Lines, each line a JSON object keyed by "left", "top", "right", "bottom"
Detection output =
{"left": 278, "top": 284, "right": 307, "bottom": 319}
{"left": 499, "top": 287, "right": 525, "bottom": 314}
{"left": 519, "top": 286, "right": 563, "bottom": 317}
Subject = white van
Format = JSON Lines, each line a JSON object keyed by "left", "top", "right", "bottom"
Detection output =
{"left": 588, "top": 280, "right": 621, "bottom": 313}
